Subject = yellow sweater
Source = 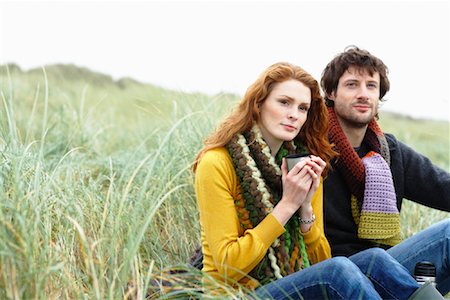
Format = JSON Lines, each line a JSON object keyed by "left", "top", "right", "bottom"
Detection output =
{"left": 195, "top": 147, "right": 331, "bottom": 289}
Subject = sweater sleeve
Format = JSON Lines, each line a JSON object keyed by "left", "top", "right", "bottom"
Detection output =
{"left": 195, "top": 148, "right": 285, "bottom": 283}
{"left": 300, "top": 178, "right": 332, "bottom": 264}
{"left": 387, "top": 134, "right": 450, "bottom": 212}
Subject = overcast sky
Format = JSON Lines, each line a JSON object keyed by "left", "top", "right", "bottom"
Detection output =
{"left": 1, "top": 0, "right": 449, "bottom": 121}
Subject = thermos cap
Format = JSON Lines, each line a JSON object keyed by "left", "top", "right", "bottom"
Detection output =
{"left": 414, "top": 261, "right": 436, "bottom": 277}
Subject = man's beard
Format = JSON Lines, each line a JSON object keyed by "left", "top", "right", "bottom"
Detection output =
{"left": 335, "top": 102, "right": 377, "bottom": 129}
{"left": 343, "top": 115, "right": 373, "bottom": 128}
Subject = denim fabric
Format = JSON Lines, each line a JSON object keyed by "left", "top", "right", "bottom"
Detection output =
{"left": 387, "top": 218, "right": 450, "bottom": 295}
{"left": 348, "top": 248, "right": 419, "bottom": 299}
{"left": 254, "top": 248, "right": 419, "bottom": 299}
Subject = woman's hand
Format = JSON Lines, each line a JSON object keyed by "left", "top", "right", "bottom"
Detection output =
{"left": 271, "top": 155, "right": 327, "bottom": 227}
{"left": 271, "top": 157, "right": 313, "bottom": 225}
{"left": 299, "top": 156, "right": 326, "bottom": 232}
{"left": 302, "top": 155, "right": 326, "bottom": 205}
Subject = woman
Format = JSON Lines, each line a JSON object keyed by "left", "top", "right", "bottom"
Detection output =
{"left": 193, "top": 62, "right": 428, "bottom": 299}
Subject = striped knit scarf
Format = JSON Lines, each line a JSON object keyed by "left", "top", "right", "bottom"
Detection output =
{"left": 226, "top": 125, "right": 310, "bottom": 285}
{"left": 327, "top": 107, "right": 401, "bottom": 246}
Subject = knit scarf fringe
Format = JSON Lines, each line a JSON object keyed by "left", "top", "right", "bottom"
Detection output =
{"left": 226, "top": 125, "right": 310, "bottom": 285}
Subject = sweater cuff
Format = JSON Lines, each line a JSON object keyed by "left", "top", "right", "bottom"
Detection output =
{"left": 300, "top": 221, "right": 320, "bottom": 244}
{"left": 252, "top": 214, "right": 285, "bottom": 247}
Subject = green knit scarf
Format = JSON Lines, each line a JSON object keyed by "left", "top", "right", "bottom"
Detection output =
{"left": 226, "top": 124, "right": 310, "bottom": 285}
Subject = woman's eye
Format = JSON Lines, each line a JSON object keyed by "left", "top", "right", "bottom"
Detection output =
{"left": 279, "top": 99, "right": 289, "bottom": 105}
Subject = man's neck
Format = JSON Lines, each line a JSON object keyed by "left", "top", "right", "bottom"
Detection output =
{"left": 338, "top": 120, "right": 368, "bottom": 148}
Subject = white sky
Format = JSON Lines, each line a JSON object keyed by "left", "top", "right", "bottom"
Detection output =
{"left": 1, "top": 0, "right": 449, "bottom": 121}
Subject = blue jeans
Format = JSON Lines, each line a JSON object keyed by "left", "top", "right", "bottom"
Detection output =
{"left": 387, "top": 218, "right": 450, "bottom": 295}
{"left": 254, "top": 248, "right": 419, "bottom": 299}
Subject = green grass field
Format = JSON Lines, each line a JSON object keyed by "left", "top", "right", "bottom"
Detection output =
{"left": 0, "top": 64, "right": 449, "bottom": 299}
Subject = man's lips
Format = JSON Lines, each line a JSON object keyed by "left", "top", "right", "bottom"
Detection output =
{"left": 353, "top": 104, "right": 370, "bottom": 112}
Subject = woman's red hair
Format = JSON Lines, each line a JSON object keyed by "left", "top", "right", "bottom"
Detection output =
{"left": 193, "top": 62, "right": 337, "bottom": 174}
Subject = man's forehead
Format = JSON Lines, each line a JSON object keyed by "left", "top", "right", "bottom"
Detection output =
{"left": 341, "top": 66, "right": 380, "bottom": 81}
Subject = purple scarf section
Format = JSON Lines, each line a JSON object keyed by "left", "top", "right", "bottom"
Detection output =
{"left": 362, "top": 153, "right": 399, "bottom": 214}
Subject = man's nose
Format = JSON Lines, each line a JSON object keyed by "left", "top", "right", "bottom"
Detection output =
{"left": 357, "top": 86, "right": 370, "bottom": 100}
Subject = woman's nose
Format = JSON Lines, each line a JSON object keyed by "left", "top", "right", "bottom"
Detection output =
{"left": 288, "top": 109, "right": 299, "bottom": 120}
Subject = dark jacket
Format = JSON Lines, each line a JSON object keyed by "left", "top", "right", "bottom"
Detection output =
{"left": 324, "top": 133, "right": 450, "bottom": 257}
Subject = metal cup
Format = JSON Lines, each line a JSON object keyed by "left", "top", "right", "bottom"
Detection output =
{"left": 285, "top": 154, "right": 309, "bottom": 171}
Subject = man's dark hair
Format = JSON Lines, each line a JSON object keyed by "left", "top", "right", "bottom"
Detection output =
{"left": 321, "top": 46, "right": 390, "bottom": 106}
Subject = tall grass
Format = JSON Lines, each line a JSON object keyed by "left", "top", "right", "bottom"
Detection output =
{"left": 0, "top": 66, "right": 238, "bottom": 299}
{"left": 0, "top": 64, "right": 448, "bottom": 299}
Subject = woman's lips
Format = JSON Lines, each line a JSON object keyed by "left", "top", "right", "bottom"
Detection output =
{"left": 282, "top": 124, "right": 297, "bottom": 131}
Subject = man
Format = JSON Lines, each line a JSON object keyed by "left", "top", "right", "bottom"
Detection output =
{"left": 320, "top": 46, "right": 450, "bottom": 294}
